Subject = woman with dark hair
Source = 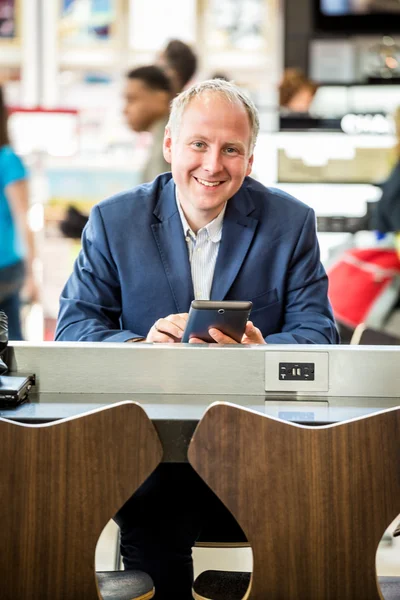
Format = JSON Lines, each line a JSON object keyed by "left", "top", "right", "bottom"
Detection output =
{"left": 0, "top": 85, "right": 37, "bottom": 339}
{"left": 156, "top": 39, "right": 197, "bottom": 95}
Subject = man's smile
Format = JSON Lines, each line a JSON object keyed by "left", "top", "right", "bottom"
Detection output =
{"left": 194, "top": 176, "right": 224, "bottom": 187}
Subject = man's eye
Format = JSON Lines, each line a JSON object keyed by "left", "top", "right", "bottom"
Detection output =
{"left": 225, "top": 147, "right": 238, "bottom": 154}
{"left": 192, "top": 142, "right": 205, "bottom": 149}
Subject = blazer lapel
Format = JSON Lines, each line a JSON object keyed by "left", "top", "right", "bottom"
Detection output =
{"left": 211, "top": 186, "right": 259, "bottom": 300}
{"left": 151, "top": 179, "right": 194, "bottom": 313}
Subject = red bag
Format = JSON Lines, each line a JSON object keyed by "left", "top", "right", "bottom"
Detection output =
{"left": 327, "top": 248, "right": 400, "bottom": 329}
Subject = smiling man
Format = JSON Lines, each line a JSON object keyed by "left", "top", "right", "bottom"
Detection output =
{"left": 56, "top": 79, "right": 339, "bottom": 598}
{"left": 166, "top": 93, "right": 252, "bottom": 226}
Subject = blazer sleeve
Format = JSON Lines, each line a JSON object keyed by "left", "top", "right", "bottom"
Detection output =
{"left": 55, "top": 205, "right": 141, "bottom": 342}
{"left": 265, "top": 208, "right": 340, "bottom": 344}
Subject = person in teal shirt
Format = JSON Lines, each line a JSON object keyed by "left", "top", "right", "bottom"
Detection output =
{"left": 0, "top": 86, "right": 37, "bottom": 339}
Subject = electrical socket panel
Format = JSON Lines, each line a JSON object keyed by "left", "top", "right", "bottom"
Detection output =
{"left": 265, "top": 351, "right": 329, "bottom": 393}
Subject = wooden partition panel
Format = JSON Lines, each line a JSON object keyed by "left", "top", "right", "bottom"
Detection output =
{"left": 188, "top": 403, "right": 400, "bottom": 600}
{"left": 0, "top": 402, "right": 162, "bottom": 600}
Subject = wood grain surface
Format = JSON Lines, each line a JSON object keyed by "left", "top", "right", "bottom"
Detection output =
{"left": 188, "top": 403, "right": 400, "bottom": 600}
{"left": 0, "top": 401, "right": 162, "bottom": 599}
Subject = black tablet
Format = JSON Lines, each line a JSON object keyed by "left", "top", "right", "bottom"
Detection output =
{"left": 182, "top": 300, "right": 253, "bottom": 343}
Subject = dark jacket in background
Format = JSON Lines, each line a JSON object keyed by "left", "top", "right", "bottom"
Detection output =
{"left": 372, "top": 161, "right": 400, "bottom": 233}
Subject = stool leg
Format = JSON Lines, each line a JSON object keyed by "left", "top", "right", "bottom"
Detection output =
{"left": 115, "top": 527, "right": 122, "bottom": 570}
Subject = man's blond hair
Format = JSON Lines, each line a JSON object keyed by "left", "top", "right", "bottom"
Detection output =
{"left": 167, "top": 79, "right": 259, "bottom": 153}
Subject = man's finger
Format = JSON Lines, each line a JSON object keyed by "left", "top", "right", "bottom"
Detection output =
{"left": 156, "top": 318, "right": 184, "bottom": 339}
{"left": 153, "top": 331, "right": 177, "bottom": 343}
{"left": 188, "top": 337, "right": 207, "bottom": 344}
{"left": 165, "top": 313, "right": 189, "bottom": 332}
{"left": 208, "top": 328, "right": 238, "bottom": 344}
{"left": 241, "top": 321, "right": 266, "bottom": 344}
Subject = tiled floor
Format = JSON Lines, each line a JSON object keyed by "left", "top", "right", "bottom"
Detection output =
{"left": 377, "top": 518, "right": 400, "bottom": 577}
{"left": 96, "top": 521, "right": 119, "bottom": 571}
{"left": 96, "top": 516, "right": 400, "bottom": 577}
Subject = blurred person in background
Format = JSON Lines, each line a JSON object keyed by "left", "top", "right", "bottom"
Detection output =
{"left": 328, "top": 105, "right": 400, "bottom": 343}
{"left": 123, "top": 65, "right": 173, "bottom": 183}
{"left": 371, "top": 106, "right": 400, "bottom": 257}
{"left": 0, "top": 86, "right": 37, "bottom": 340}
{"left": 0, "top": 309, "right": 7, "bottom": 374}
{"left": 279, "top": 68, "right": 319, "bottom": 113}
{"left": 157, "top": 39, "right": 198, "bottom": 95}
{"left": 210, "top": 71, "right": 230, "bottom": 81}
{"left": 60, "top": 65, "right": 174, "bottom": 240}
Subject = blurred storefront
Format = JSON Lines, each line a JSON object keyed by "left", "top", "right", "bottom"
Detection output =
{"left": 1, "top": 0, "right": 400, "bottom": 338}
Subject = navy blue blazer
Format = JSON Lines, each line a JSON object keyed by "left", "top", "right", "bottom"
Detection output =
{"left": 55, "top": 174, "right": 339, "bottom": 344}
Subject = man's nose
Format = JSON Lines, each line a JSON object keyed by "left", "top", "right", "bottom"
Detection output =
{"left": 203, "top": 150, "right": 223, "bottom": 173}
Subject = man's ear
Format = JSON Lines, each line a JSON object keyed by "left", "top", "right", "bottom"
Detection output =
{"left": 163, "top": 127, "right": 172, "bottom": 164}
{"left": 246, "top": 154, "right": 254, "bottom": 177}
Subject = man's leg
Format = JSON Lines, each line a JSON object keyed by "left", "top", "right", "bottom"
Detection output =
{"left": 115, "top": 462, "right": 247, "bottom": 599}
{"left": 114, "top": 463, "right": 207, "bottom": 600}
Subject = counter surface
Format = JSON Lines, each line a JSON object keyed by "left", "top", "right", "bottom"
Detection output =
{"left": 1, "top": 393, "right": 398, "bottom": 462}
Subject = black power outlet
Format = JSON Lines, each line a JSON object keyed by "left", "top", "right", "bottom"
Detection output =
{"left": 279, "top": 362, "right": 315, "bottom": 381}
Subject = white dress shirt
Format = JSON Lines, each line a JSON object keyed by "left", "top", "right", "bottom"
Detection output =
{"left": 176, "top": 191, "right": 226, "bottom": 300}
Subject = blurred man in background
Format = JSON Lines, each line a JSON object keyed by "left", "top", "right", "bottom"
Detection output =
{"left": 123, "top": 65, "right": 173, "bottom": 183}
{"left": 60, "top": 65, "right": 174, "bottom": 240}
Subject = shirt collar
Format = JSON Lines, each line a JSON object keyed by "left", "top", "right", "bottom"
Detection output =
{"left": 175, "top": 186, "right": 226, "bottom": 243}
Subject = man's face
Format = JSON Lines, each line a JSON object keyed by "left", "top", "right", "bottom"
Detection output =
{"left": 163, "top": 93, "right": 254, "bottom": 228}
{"left": 123, "top": 78, "right": 169, "bottom": 132}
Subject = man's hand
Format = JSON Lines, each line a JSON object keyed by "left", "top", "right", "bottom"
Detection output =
{"left": 188, "top": 321, "right": 266, "bottom": 345}
{"left": 146, "top": 313, "right": 189, "bottom": 343}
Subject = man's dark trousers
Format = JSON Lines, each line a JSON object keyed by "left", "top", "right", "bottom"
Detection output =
{"left": 114, "top": 463, "right": 246, "bottom": 600}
